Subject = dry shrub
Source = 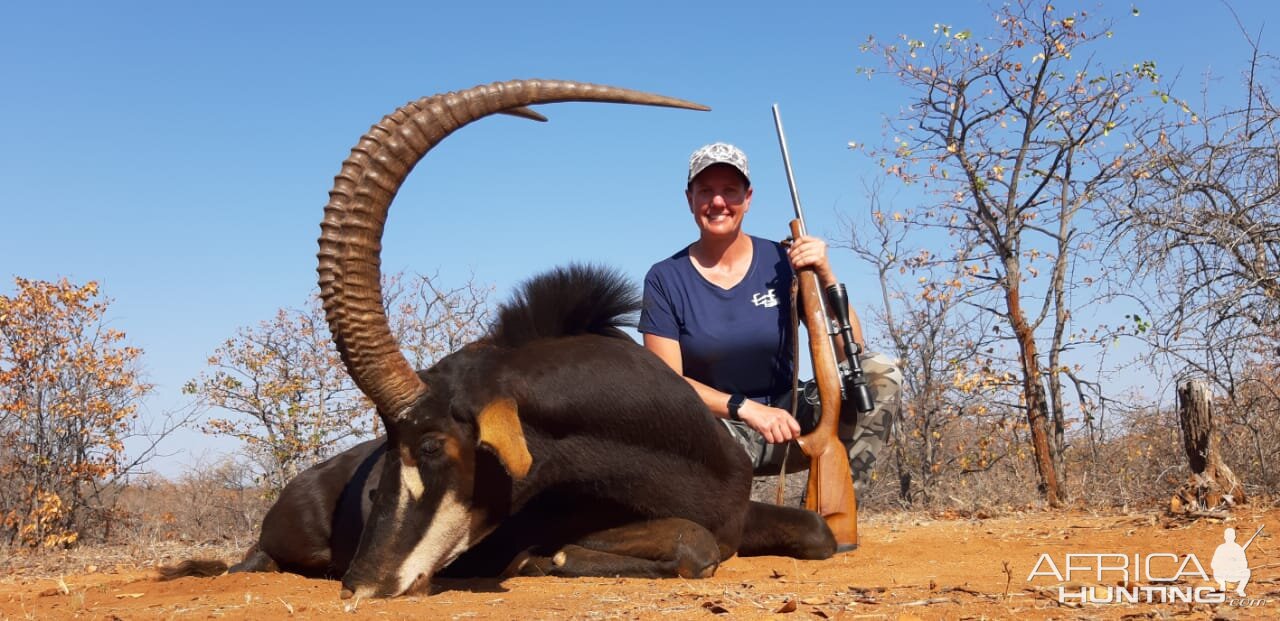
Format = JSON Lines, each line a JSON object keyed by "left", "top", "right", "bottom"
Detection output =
{"left": 740, "top": 396, "right": 1205, "bottom": 516}
{"left": 2, "top": 456, "right": 266, "bottom": 577}
{"left": 1, "top": 278, "right": 151, "bottom": 548}
{"left": 1216, "top": 366, "right": 1280, "bottom": 495}
{"left": 110, "top": 457, "right": 268, "bottom": 548}
{"left": 852, "top": 403, "right": 1201, "bottom": 514}
{"left": 857, "top": 388, "right": 1276, "bottom": 515}
{"left": 1060, "top": 405, "right": 1186, "bottom": 509}
{"left": 857, "top": 407, "right": 1045, "bottom": 516}
{"left": 1056, "top": 373, "right": 1279, "bottom": 511}
{"left": 751, "top": 410, "right": 1047, "bottom": 517}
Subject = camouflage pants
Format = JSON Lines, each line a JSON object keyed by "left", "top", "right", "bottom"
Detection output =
{"left": 719, "top": 352, "right": 902, "bottom": 490}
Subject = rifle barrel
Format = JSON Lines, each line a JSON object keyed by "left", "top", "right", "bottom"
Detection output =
{"left": 771, "top": 104, "right": 807, "bottom": 234}
{"left": 772, "top": 104, "right": 833, "bottom": 328}
{"left": 1242, "top": 525, "right": 1265, "bottom": 551}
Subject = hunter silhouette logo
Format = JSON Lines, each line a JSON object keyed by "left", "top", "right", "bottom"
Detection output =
{"left": 1212, "top": 526, "right": 1261, "bottom": 597}
{"left": 751, "top": 289, "right": 778, "bottom": 308}
{"left": 1027, "top": 524, "right": 1268, "bottom": 606}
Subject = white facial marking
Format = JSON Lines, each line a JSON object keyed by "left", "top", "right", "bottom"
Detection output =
{"left": 399, "top": 461, "right": 425, "bottom": 501}
{"left": 393, "top": 487, "right": 473, "bottom": 595}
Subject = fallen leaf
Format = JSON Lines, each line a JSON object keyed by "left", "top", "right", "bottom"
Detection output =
{"left": 701, "top": 601, "right": 730, "bottom": 614}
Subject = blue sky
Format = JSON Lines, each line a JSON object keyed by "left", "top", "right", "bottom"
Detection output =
{"left": 3, "top": 1, "right": 1274, "bottom": 475}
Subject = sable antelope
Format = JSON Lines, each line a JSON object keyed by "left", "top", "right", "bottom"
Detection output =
{"left": 161, "top": 80, "right": 836, "bottom": 598}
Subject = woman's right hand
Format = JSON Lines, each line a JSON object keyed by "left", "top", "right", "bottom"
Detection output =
{"left": 738, "top": 401, "right": 801, "bottom": 444}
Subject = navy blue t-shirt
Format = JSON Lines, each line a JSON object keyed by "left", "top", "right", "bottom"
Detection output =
{"left": 639, "top": 235, "right": 794, "bottom": 403}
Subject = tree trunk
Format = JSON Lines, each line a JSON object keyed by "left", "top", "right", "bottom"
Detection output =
{"left": 1047, "top": 346, "right": 1066, "bottom": 476}
{"left": 1005, "top": 283, "right": 1063, "bottom": 507}
{"left": 1170, "top": 380, "right": 1247, "bottom": 513}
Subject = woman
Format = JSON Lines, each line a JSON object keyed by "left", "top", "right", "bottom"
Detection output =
{"left": 639, "top": 143, "right": 899, "bottom": 483}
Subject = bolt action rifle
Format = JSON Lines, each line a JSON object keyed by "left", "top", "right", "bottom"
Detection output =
{"left": 772, "top": 105, "right": 875, "bottom": 551}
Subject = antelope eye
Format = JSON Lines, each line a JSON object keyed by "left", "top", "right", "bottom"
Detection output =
{"left": 419, "top": 437, "right": 444, "bottom": 457}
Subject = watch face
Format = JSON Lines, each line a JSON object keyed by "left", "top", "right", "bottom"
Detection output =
{"left": 728, "top": 394, "right": 745, "bottom": 420}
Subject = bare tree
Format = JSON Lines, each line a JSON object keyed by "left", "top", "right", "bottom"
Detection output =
{"left": 185, "top": 300, "right": 364, "bottom": 492}
{"left": 386, "top": 270, "right": 493, "bottom": 370}
{"left": 838, "top": 182, "right": 1022, "bottom": 505}
{"left": 1106, "top": 24, "right": 1280, "bottom": 498}
{"left": 1114, "top": 30, "right": 1280, "bottom": 395}
{"left": 857, "top": 1, "right": 1157, "bottom": 505}
{"left": 186, "top": 271, "right": 491, "bottom": 493}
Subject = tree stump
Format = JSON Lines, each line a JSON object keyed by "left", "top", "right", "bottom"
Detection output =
{"left": 1169, "top": 380, "right": 1247, "bottom": 514}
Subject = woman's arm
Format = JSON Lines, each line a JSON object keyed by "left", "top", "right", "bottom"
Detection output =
{"left": 643, "top": 333, "right": 801, "bottom": 443}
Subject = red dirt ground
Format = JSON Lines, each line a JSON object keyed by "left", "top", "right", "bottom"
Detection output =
{"left": 3, "top": 509, "right": 1277, "bottom": 620}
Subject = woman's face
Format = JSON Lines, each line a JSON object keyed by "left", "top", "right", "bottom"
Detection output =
{"left": 686, "top": 165, "right": 752, "bottom": 238}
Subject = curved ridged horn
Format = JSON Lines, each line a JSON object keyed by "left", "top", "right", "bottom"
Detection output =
{"left": 318, "top": 79, "right": 710, "bottom": 422}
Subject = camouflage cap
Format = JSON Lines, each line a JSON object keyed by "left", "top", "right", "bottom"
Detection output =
{"left": 687, "top": 142, "right": 750, "bottom": 185}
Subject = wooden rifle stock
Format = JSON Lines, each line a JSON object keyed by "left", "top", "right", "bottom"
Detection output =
{"left": 790, "top": 219, "right": 859, "bottom": 550}
{"left": 773, "top": 105, "right": 859, "bottom": 550}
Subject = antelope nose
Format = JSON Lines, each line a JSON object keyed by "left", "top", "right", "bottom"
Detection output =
{"left": 339, "top": 578, "right": 376, "bottom": 600}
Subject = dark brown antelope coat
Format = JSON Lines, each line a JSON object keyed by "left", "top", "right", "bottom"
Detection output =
{"left": 162, "top": 80, "right": 836, "bottom": 598}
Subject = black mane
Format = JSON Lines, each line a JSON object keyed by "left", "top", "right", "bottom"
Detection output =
{"left": 486, "top": 264, "right": 639, "bottom": 348}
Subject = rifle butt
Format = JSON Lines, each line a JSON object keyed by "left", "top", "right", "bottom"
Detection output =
{"left": 803, "top": 439, "right": 859, "bottom": 550}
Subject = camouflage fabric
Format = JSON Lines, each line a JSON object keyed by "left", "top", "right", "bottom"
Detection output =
{"left": 719, "top": 351, "right": 902, "bottom": 491}
{"left": 842, "top": 352, "right": 902, "bottom": 490}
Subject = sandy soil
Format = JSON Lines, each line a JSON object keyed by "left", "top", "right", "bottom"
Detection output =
{"left": 3, "top": 509, "right": 1277, "bottom": 620}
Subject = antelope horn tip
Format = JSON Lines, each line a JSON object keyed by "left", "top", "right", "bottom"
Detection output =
{"left": 500, "top": 106, "right": 549, "bottom": 122}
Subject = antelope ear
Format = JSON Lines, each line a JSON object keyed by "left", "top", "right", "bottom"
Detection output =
{"left": 476, "top": 397, "right": 532, "bottom": 480}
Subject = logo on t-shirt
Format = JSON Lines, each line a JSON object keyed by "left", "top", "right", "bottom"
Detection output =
{"left": 751, "top": 289, "right": 779, "bottom": 308}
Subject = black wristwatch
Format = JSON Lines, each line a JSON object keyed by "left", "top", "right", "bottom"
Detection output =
{"left": 727, "top": 393, "right": 746, "bottom": 421}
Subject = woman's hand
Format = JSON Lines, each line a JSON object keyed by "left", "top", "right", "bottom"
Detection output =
{"left": 738, "top": 400, "right": 801, "bottom": 444}
{"left": 787, "top": 234, "right": 835, "bottom": 286}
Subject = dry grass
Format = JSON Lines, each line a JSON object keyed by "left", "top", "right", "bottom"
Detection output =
{"left": 0, "top": 538, "right": 245, "bottom": 583}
